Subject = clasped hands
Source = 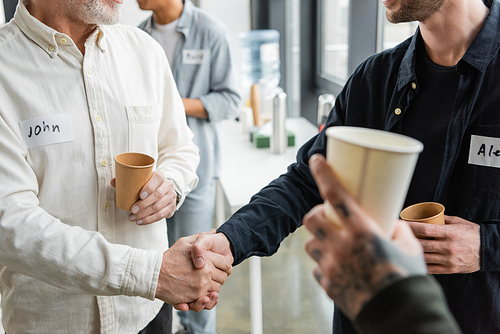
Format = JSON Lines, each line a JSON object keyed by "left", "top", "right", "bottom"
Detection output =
{"left": 155, "top": 230, "right": 234, "bottom": 311}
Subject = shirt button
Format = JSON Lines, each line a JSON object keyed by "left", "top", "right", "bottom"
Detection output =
{"left": 48, "top": 45, "right": 55, "bottom": 52}
{"left": 395, "top": 108, "right": 402, "bottom": 115}
{"left": 87, "top": 69, "right": 92, "bottom": 75}
{"left": 96, "top": 114, "right": 102, "bottom": 122}
{"left": 103, "top": 203, "right": 110, "bottom": 210}
{"left": 101, "top": 159, "right": 108, "bottom": 167}
{"left": 60, "top": 38, "right": 68, "bottom": 44}
{"left": 411, "top": 82, "right": 417, "bottom": 89}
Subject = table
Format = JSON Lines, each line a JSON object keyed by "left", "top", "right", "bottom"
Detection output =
{"left": 215, "top": 117, "right": 319, "bottom": 334}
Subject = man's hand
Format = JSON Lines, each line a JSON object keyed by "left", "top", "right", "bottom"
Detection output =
{"left": 304, "top": 154, "right": 426, "bottom": 320}
{"left": 173, "top": 230, "right": 234, "bottom": 311}
{"left": 407, "top": 215, "right": 480, "bottom": 274}
{"left": 111, "top": 171, "right": 177, "bottom": 225}
{"left": 155, "top": 231, "right": 233, "bottom": 310}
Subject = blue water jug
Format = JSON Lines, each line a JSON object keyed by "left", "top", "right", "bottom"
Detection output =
{"left": 239, "top": 29, "right": 281, "bottom": 91}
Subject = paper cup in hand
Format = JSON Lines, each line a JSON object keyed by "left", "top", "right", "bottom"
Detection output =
{"left": 400, "top": 202, "right": 445, "bottom": 239}
{"left": 114, "top": 152, "right": 155, "bottom": 211}
{"left": 325, "top": 127, "right": 423, "bottom": 236}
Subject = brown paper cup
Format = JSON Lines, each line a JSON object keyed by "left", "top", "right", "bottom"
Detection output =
{"left": 114, "top": 152, "right": 155, "bottom": 211}
{"left": 400, "top": 202, "right": 445, "bottom": 239}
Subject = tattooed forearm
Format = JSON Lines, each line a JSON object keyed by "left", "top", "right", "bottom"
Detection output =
{"left": 322, "top": 232, "right": 420, "bottom": 318}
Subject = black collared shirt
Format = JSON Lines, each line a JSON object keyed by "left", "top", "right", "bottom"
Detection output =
{"left": 219, "top": 1, "right": 500, "bottom": 332}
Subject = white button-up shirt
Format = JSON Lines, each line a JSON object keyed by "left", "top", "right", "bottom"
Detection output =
{"left": 0, "top": 4, "right": 199, "bottom": 334}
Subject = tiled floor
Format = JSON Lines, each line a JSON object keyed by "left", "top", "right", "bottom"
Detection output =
{"left": 216, "top": 226, "right": 334, "bottom": 334}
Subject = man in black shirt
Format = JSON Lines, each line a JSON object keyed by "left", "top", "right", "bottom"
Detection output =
{"left": 304, "top": 154, "right": 461, "bottom": 334}
{"left": 178, "top": 0, "right": 500, "bottom": 332}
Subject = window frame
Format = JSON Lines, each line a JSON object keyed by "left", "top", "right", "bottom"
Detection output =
{"left": 314, "top": 0, "right": 380, "bottom": 97}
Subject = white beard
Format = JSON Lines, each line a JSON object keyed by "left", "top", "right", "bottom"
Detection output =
{"left": 67, "top": 0, "right": 121, "bottom": 25}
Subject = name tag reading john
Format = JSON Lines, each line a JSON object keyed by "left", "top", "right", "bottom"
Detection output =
{"left": 19, "top": 114, "right": 74, "bottom": 149}
{"left": 469, "top": 135, "right": 500, "bottom": 168}
{"left": 182, "top": 49, "right": 208, "bottom": 65}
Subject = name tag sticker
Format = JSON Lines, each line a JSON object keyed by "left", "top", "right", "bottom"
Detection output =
{"left": 19, "top": 114, "right": 74, "bottom": 149}
{"left": 182, "top": 49, "right": 208, "bottom": 65}
{"left": 468, "top": 134, "right": 500, "bottom": 168}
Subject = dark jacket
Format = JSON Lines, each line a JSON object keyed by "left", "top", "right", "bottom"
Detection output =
{"left": 355, "top": 275, "right": 461, "bottom": 334}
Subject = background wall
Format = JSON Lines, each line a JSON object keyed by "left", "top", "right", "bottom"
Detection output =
{"left": 119, "top": 0, "right": 151, "bottom": 27}
{"left": 198, "top": 0, "right": 250, "bottom": 65}
{"left": 0, "top": 0, "right": 5, "bottom": 25}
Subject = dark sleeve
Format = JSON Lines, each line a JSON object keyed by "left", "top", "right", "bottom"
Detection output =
{"left": 479, "top": 221, "right": 500, "bottom": 271}
{"left": 355, "top": 275, "right": 461, "bottom": 334}
{"left": 216, "top": 80, "right": 349, "bottom": 265}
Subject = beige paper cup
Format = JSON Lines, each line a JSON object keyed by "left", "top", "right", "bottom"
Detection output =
{"left": 325, "top": 127, "right": 423, "bottom": 236}
{"left": 114, "top": 152, "right": 155, "bottom": 211}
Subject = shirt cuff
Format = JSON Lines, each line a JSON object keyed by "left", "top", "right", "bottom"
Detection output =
{"left": 168, "top": 177, "right": 185, "bottom": 209}
{"left": 120, "top": 248, "right": 163, "bottom": 301}
{"left": 355, "top": 275, "right": 460, "bottom": 334}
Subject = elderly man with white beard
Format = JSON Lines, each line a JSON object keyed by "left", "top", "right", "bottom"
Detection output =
{"left": 0, "top": 0, "right": 232, "bottom": 333}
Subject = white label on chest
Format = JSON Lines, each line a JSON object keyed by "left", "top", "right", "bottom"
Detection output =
{"left": 182, "top": 49, "right": 208, "bottom": 64}
{"left": 19, "top": 114, "right": 74, "bottom": 149}
{"left": 468, "top": 135, "right": 500, "bottom": 168}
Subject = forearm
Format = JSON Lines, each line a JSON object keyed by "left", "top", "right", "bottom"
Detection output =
{"left": 183, "top": 98, "right": 208, "bottom": 119}
{"left": 355, "top": 275, "right": 461, "bottom": 334}
{"left": 199, "top": 89, "right": 241, "bottom": 122}
{"left": 217, "top": 78, "right": 349, "bottom": 264}
{"left": 0, "top": 200, "right": 162, "bottom": 299}
{"left": 217, "top": 144, "right": 324, "bottom": 264}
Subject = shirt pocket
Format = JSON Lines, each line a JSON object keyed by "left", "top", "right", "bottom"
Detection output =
{"left": 125, "top": 103, "right": 161, "bottom": 157}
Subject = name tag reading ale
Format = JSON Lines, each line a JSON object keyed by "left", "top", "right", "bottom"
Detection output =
{"left": 19, "top": 114, "right": 74, "bottom": 149}
{"left": 468, "top": 135, "right": 500, "bottom": 168}
{"left": 182, "top": 49, "right": 208, "bottom": 65}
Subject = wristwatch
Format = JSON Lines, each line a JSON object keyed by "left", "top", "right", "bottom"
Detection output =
{"left": 175, "top": 190, "right": 181, "bottom": 206}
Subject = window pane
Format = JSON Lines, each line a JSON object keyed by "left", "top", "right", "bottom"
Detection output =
{"left": 322, "top": 0, "right": 350, "bottom": 81}
{"left": 0, "top": 0, "right": 5, "bottom": 26}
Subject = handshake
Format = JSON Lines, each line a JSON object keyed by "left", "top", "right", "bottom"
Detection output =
{"left": 154, "top": 229, "right": 234, "bottom": 311}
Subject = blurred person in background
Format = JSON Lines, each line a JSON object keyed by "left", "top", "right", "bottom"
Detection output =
{"left": 138, "top": 0, "right": 241, "bottom": 333}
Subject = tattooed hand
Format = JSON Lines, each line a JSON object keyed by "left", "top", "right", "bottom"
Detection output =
{"left": 304, "top": 154, "right": 427, "bottom": 320}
